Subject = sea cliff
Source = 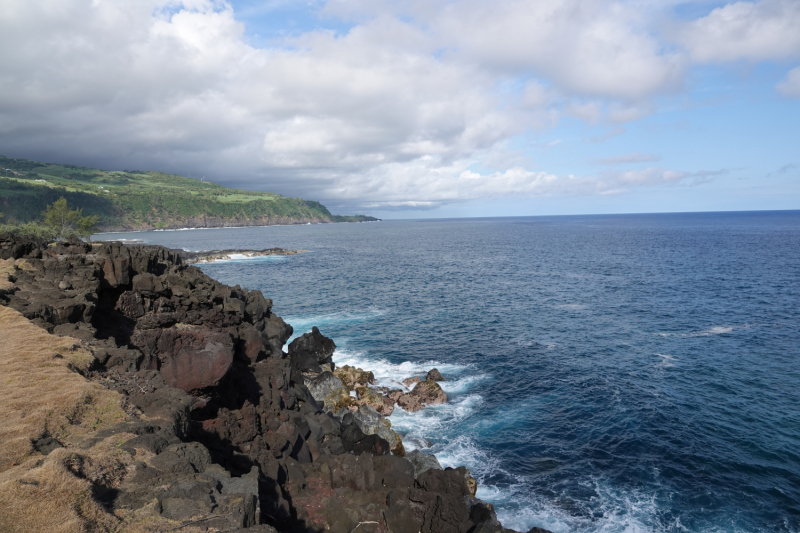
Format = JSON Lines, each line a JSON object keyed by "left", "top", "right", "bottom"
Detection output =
{"left": 0, "top": 234, "right": 552, "bottom": 533}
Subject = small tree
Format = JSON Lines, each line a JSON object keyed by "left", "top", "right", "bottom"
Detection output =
{"left": 76, "top": 214, "right": 100, "bottom": 240}
{"left": 42, "top": 197, "right": 100, "bottom": 240}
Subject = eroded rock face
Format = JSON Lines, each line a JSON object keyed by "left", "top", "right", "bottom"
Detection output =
{"left": 351, "top": 404, "right": 403, "bottom": 455}
{"left": 0, "top": 234, "right": 553, "bottom": 533}
{"left": 305, "top": 371, "right": 351, "bottom": 412}
{"left": 406, "top": 449, "right": 443, "bottom": 478}
{"left": 288, "top": 326, "right": 336, "bottom": 372}
{"left": 154, "top": 327, "right": 235, "bottom": 391}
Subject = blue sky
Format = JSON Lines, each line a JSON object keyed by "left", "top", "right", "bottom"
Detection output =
{"left": 0, "top": 0, "right": 798, "bottom": 218}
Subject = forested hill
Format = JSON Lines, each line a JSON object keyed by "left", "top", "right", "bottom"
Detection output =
{"left": 0, "top": 155, "right": 377, "bottom": 231}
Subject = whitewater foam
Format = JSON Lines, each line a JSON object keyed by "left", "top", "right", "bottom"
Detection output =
{"left": 656, "top": 325, "right": 737, "bottom": 338}
{"left": 195, "top": 253, "right": 288, "bottom": 264}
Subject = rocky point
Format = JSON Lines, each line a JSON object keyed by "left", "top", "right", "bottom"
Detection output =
{"left": 0, "top": 233, "right": 552, "bottom": 533}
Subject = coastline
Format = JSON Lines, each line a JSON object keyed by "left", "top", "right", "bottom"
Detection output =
{"left": 0, "top": 234, "right": 549, "bottom": 533}
{"left": 95, "top": 218, "right": 381, "bottom": 234}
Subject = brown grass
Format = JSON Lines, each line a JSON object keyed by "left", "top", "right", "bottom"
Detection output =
{"left": 0, "top": 305, "right": 125, "bottom": 471}
{"left": 0, "top": 259, "right": 15, "bottom": 290}
{"left": 0, "top": 305, "right": 210, "bottom": 533}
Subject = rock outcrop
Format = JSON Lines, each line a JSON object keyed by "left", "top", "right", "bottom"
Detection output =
{"left": 0, "top": 233, "right": 552, "bottom": 533}
{"left": 289, "top": 326, "right": 336, "bottom": 372}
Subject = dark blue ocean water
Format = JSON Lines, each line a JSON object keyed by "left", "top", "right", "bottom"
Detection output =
{"left": 101, "top": 211, "right": 800, "bottom": 533}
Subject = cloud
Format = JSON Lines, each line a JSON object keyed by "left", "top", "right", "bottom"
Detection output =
{"left": 678, "top": 0, "right": 800, "bottom": 63}
{"left": 766, "top": 163, "right": 797, "bottom": 176}
{"left": 331, "top": 0, "right": 685, "bottom": 100}
{"left": 589, "top": 126, "right": 626, "bottom": 144}
{"left": 317, "top": 161, "right": 719, "bottom": 209}
{"left": 0, "top": 0, "right": 757, "bottom": 213}
{"left": 595, "top": 153, "right": 661, "bottom": 165}
{"left": 777, "top": 66, "right": 800, "bottom": 97}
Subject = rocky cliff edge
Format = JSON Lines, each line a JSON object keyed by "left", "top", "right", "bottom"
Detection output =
{"left": 0, "top": 234, "right": 552, "bottom": 533}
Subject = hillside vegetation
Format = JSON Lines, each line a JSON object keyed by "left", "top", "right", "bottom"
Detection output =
{"left": 0, "top": 155, "right": 376, "bottom": 231}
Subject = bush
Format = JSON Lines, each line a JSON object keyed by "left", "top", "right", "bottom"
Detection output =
{"left": 0, "top": 222, "right": 58, "bottom": 241}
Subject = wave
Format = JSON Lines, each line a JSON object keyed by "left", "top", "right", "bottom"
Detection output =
{"left": 196, "top": 254, "right": 288, "bottom": 264}
{"left": 656, "top": 325, "right": 736, "bottom": 338}
{"left": 319, "top": 341, "right": 682, "bottom": 533}
{"left": 484, "top": 474, "right": 680, "bottom": 533}
{"left": 334, "top": 349, "right": 478, "bottom": 387}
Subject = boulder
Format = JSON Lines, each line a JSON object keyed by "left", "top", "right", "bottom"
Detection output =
{"left": 355, "top": 386, "right": 394, "bottom": 416}
{"left": 334, "top": 365, "right": 375, "bottom": 390}
{"left": 396, "top": 392, "right": 424, "bottom": 413}
{"left": 237, "top": 322, "right": 265, "bottom": 363}
{"left": 155, "top": 327, "right": 235, "bottom": 391}
{"left": 406, "top": 450, "right": 443, "bottom": 478}
{"left": 339, "top": 412, "right": 391, "bottom": 456}
{"left": 305, "top": 372, "right": 353, "bottom": 412}
{"left": 396, "top": 379, "right": 447, "bottom": 412}
{"left": 350, "top": 404, "right": 403, "bottom": 454}
{"left": 288, "top": 326, "right": 335, "bottom": 372}
{"left": 402, "top": 376, "right": 421, "bottom": 388}
{"left": 426, "top": 368, "right": 445, "bottom": 381}
{"left": 244, "top": 289, "right": 271, "bottom": 322}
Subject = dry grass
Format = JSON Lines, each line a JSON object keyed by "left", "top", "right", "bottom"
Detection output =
{"left": 0, "top": 305, "right": 209, "bottom": 533}
{"left": 0, "top": 305, "right": 124, "bottom": 470}
{"left": 0, "top": 259, "right": 15, "bottom": 290}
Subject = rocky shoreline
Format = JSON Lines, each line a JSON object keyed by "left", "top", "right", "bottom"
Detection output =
{"left": 0, "top": 234, "right": 552, "bottom": 533}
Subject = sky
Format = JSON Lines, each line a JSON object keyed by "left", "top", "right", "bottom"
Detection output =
{"left": 0, "top": 0, "right": 798, "bottom": 218}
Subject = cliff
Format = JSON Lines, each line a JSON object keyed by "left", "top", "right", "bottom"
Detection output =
{"left": 0, "top": 234, "right": 550, "bottom": 533}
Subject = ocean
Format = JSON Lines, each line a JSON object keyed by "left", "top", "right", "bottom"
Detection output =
{"left": 100, "top": 211, "right": 800, "bottom": 533}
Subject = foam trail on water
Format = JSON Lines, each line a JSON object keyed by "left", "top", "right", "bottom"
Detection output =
{"left": 656, "top": 325, "right": 737, "bottom": 338}
{"left": 197, "top": 254, "right": 287, "bottom": 264}
{"left": 389, "top": 394, "right": 484, "bottom": 441}
{"left": 332, "top": 348, "right": 477, "bottom": 390}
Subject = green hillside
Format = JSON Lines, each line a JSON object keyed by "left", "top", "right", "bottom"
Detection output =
{"left": 0, "top": 155, "right": 376, "bottom": 231}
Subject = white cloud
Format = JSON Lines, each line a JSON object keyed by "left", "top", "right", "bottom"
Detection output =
{"left": 595, "top": 153, "right": 661, "bottom": 165}
{"left": 777, "top": 66, "right": 800, "bottom": 97}
{"left": 0, "top": 0, "right": 750, "bottom": 212}
{"left": 437, "top": 0, "right": 684, "bottom": 100}
{"left": 679, "top": 0, "right": 800, "bottom": 63}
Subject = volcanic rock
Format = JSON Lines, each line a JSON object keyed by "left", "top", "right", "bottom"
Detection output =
{"left": 0, "top": 234, "right": 552, "bottom": 533}
{"left": 426, "top": 368, "right": 445, "bottom": 381}
{"left": 355, "top": 385, "right": 395, "bottom": 416}
{"left": 350, "top": 404, "right": 403, "bottom": 454}
{"left": 406, "top": 449, "right": 443, "bottom": 478}
{"left": 334, "top": 364, "right": 375, "bottom": 390}
{"left": 402, "top": 376, "right": 421, "bottom": 388}
{"left": 288, "top": 326, "right": 336, "bottom": 372}
{"left": 305, "top": 371, "right": 353, "bottom": 412}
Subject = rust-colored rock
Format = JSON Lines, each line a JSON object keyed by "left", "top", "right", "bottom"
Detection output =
{"left": 411, "top": 379, "right": 448, "bottom": 406}
{"left": 157, "top": 327, "right": 234, "bottom": 391}
{"left": 402, "top": 376, "right": 421, "bottom": 388}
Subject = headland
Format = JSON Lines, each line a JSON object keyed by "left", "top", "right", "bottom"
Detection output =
{"left": 0, "top": 234, "right": 552, "bottom": 533}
